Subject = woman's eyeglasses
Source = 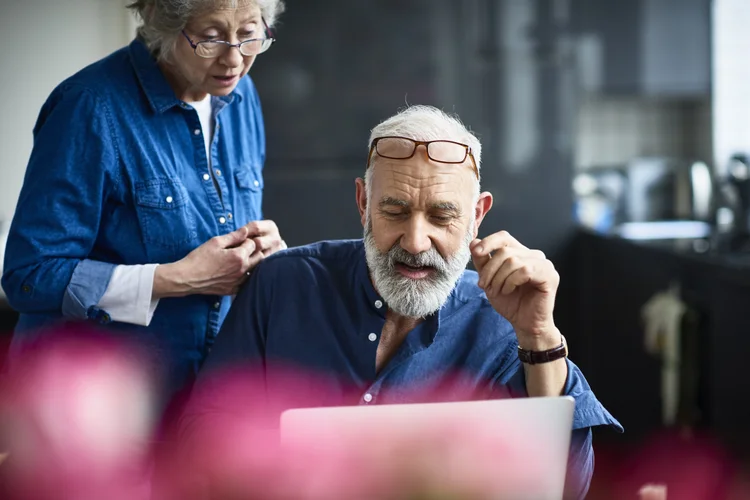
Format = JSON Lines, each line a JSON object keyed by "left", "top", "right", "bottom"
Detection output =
{"left": 181, "top": 18, "right": 276, "bottom": 58}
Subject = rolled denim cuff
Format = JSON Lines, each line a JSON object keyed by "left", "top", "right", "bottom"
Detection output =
{"left": 61, "top": 259, "right": 116, "bottom": 322}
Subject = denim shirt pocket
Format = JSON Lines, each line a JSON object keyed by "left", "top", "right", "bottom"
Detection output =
{"left": 135, "top": 177, "right": 198, "bottom": 258}
{"left": 234, "top": 166, "right": 264, "bottom": 222}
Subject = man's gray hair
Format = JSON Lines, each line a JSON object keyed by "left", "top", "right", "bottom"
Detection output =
{"left": 365, "top": 105, "right": 482, "bottom": 200}
{"left": 127, "top": 0, "right": 285, "bottom": 62}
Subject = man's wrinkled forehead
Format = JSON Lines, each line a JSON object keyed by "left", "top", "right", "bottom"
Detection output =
{"left": 371, "top": 158, "right": 477, "bottom": 203}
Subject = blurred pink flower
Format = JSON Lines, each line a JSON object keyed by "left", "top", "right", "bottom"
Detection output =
{"left": 606, "top": 431, "right": 738, "bottom": 500}
{"left": 639, "top": 483, "right": 668, "bottom": 500}
{"left": 0, "top": 331, "right": 156, "bottom": 500}
{"left": 0, "top": 339, "right": 566, "bottom": 500}
{"left": 160, "top": 365, "right": 548, "bottom": 500}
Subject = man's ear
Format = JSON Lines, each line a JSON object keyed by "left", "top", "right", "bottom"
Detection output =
{"left": 355, "top": 178, "right": 367, "bottom": 228}
{"left": 473, "top": 192, "right": 493, "bottom": 238}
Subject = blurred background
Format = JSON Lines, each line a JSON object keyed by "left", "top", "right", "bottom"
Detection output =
{"left": 1, "top": 0, "right": 750, "bottom": 493}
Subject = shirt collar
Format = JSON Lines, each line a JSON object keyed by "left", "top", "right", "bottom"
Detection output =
{"left": 128, "top": 39, "right": 244, "bottom": 114}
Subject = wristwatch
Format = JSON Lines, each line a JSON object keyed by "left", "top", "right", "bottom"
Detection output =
{"left": 517, "top": 335, "right": 568, "bottom": 365}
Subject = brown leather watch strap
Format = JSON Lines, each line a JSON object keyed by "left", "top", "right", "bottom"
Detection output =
{"left": 517, "top": 335, "right": 568, "bottom": 365}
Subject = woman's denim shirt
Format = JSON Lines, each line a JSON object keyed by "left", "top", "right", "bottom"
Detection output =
{"left": 2, "top": 40, "right": 266, "bottom": 394}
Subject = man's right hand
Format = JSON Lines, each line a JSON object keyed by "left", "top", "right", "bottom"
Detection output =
{"left": 153, "top": 226, "right": 263, "bottom": 298}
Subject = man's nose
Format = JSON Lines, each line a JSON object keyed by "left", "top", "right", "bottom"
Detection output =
{"left": 400, "top": 216, "right": 432, "bottom": 255}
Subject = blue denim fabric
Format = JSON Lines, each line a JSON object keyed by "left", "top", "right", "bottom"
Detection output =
{"left": 2, "top": 39, "right": 266, "bottom": 395}
{"left": 201, "top": 239, "right": 623, "bottom": 499}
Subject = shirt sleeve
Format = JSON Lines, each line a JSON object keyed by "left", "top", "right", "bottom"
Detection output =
{"left": 96, "top": 264, "right": 160, "bottom": 326}
{"left": 497, "top": 353, "right": 623, "bottom": 432}
{"left": 1, "top": 84, "right": 119, "bottom": 320}
{"left": 565, "top": 429, "right": 595, "bottom": 500}
{"left": 200, "top": 261, "right": 271, "bottom": 374}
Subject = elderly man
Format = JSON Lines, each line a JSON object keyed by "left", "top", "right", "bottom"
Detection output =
{"left": 186, "top": 105, "right": 621, "bottom": 498}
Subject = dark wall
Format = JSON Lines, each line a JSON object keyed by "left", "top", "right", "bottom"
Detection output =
{"left": 253, "top": 0, "right": 576, "bottom": 255}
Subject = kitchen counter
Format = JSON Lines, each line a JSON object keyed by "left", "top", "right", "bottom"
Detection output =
{"left": 600, "top": 231, "right": 750, "bottom": 282}
{"left": 555, "top": 229, "right": 750, "bottom": 459}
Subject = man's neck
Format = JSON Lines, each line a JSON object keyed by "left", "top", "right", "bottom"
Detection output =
{"left": 375, "top": 310, "right": 424, "bottom": 373}
{"left": 384, "top": 310, "right": 423, "bottom": 336}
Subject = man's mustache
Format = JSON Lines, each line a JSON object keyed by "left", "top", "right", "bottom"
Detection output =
{"left": 386, "top": 244, "right": 449, "bottom": 273}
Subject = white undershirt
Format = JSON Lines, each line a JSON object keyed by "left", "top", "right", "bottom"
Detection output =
{"left": 192, "top": 93, "right": 214, "bottom": 168}
{"left": 96, "top": 95, "right": 215, "bottom": 326}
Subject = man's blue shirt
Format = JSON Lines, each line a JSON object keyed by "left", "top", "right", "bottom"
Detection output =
{"left": 200, "top": 239, "right": 623, "bottom": 498}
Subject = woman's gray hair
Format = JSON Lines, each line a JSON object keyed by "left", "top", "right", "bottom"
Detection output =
{"left": 127, "top": 0, "right": 285, "bottom": 62}
{"left": 365, "top": 105, "right": 482, "bottom": 201}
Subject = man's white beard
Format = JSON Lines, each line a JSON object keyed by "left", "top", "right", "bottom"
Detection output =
{"left": 364, "top": 217, "right": 474, "bottom": 319}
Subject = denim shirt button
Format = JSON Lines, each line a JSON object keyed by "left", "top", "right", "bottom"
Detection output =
{"left": 203, "top": 173, "right": 210, "bottom": 181}
{"left": 218, "top": 217, "right": 226, "bottom": 224}
{"left": 213, "top": 302, "right": 221, "bottom": 309}
{"left": 193, "top": 129, "right": 200, "bottom": 136}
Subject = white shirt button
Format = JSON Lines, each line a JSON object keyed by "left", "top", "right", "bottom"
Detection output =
{"left": 368, "top": 333, "right": 377, "bottom": 342}
{"left": 165, "top": 196, "right": 173, "bottom": 203}
{"left": 219, "top": 217, "right": 226, "bottom": 224}
{"left": 374, "top": 300, "right": 383, "bottom": 309}
{"left": 363, "top": 393, "right": 373, "bottom": 403}
{"left": 193, "top": 129, "right": 201, "bottom": 136}
{"left": 253, "top": 180, "right": 260, "bottom": 187}
{"left": 213, "top": 302, "right": 220, "bottom": 309}
{"left": 215, "top": 169, "right": 222, "bottom": 177}
{"left": 203, "top": 173, "right": 210, "bottom": 181}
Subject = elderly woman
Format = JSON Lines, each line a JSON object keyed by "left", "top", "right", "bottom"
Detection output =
{"left": 1, "top": 0, "right": 286, "bottom": 399}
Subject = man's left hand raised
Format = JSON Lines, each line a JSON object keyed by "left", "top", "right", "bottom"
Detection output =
{"left": 470, "top": 231, "right": 561, "bottom": 350}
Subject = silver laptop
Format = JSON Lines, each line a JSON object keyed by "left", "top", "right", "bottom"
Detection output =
{"left": 280, "top": 396, "right": 575, "bottom": 500}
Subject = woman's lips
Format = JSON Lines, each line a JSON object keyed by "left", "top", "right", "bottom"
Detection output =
{"left": 212, "top": 75, "right": 239, "bottom": 87}
{"left": 395, "top": 263, "right": 434, "bottom": 279}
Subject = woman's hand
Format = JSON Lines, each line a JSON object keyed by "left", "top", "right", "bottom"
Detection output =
{"left": 244, "top": 220, "right": 286, "bottom": 257}
{"left": 153, "top": 227, "right": 262, "bottom": 298}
